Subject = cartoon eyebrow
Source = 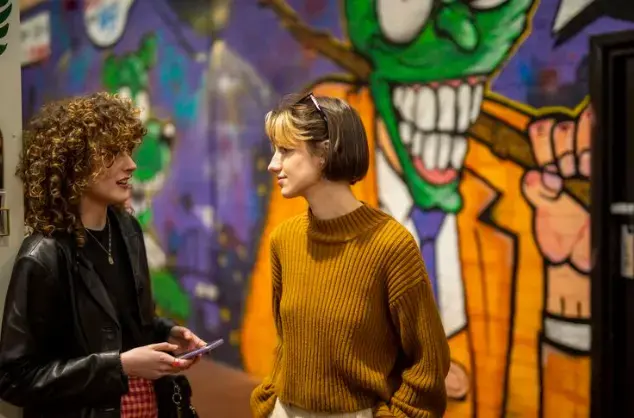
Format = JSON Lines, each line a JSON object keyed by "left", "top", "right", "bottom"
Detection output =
{"left": 552, "top": 0, "right": 634, "bottom": 46}
{"left": 552, "top": 0, "right": 600, "bottom": 45}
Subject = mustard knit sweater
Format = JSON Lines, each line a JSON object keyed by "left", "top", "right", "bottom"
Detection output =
{"left": 250, "top": 204, "right": 450, "bottom": 418}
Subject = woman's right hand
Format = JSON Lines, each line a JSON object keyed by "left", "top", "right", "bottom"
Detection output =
{"left": 120, "top": 342, "right": 192, "bottom": 380}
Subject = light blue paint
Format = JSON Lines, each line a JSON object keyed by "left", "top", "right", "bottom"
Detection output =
{"left": 156, "top": 31, "right": 202, "bottom": 124}
{"left": 98, "top": 3, "right": 118, "bottom": 31}
{"left": 519, "top": 59, "right": 536, "bottom": 87}
{"left": 67, "top": 46, "right": 96, "bottom": 93}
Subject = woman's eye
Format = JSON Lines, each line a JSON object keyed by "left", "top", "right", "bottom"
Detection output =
{"left": 103, "top": 155, "right": 115, "bottom": 167}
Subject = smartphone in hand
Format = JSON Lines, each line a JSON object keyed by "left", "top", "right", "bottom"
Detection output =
{"left": 177, "top": 338, "right": 224, "bottom": 360}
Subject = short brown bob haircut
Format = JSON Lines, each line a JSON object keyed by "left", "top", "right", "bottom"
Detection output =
{"left": 265, "top": 92, "right": 369, "bottom": 185}
{"left": 17, "top": 92, "right": 145, "bottom": 244}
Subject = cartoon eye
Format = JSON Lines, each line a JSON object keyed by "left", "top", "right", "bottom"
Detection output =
{"left": 377, "top": 0, "right": 433, "bottom": 44}
{"left": 117, "top": 87, "right": 132, "bottom": 101}
{"left": 470, "top": 0, "right": 508, "bottom": 9}
{"left": 135, "top": 91, "right": 150, "bottom": 123}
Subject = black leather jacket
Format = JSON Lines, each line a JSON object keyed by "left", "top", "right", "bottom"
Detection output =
{"left": 0, "top": 209, "right": 175, "bottom": 418}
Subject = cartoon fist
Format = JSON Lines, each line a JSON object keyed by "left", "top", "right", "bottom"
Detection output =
{"left": 521, "top": 106, "right": 592, "bottom": 317}
{"left": 445, "top": 361, "right": 469, "bottom": 401}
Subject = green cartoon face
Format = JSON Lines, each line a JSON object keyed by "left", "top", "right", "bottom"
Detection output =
{"left": 102, "top": 34, "right": 174, "bottom": 224}
{"left": 345, "top": 0, "right": 535, "bottom": 212}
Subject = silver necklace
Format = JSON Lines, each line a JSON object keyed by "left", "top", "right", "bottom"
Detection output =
{"left": 85, "top": 218, "right": 114, "bottom": 265}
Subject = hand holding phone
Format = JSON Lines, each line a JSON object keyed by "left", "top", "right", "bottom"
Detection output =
{"left": 121, "top": 342, "right": 182, "bottom": 380}
{"left": 177, "top": 338, "right": 224, "bottom": 360}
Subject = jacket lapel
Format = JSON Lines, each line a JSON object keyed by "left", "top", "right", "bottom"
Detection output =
{"left": 111, "top": 209, "right": 143, "bottom": 295}
{"left": 72, "top": 208, "right": 148, "bottom": 327}
{"left": 111, "top": 208, "right": 151, "bottom": 325}
{"left": 76, "top": 253, "right": 120, "bottom": 327}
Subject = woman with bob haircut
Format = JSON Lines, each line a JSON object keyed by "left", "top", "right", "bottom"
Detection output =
{"left": 0, "top": 92, "right": 206, "bottom": 418}
{"left": 250, "top": 92, "right": 450, "bottom": 418}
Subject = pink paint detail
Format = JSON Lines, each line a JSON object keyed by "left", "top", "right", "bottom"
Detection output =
{"left": 467, "top": 75, "right": 485, "bottom": 85}
{"left": 405, "top": 76, "right": 485, "bottom": 91}
{"left": 447, "top": 79, "right": 462, "bottom": 88}
{"left": 524, "top": 170, "right": 540, "bottom": 187}
{"left": 413, "top": 157, "right": 458, "bottom": 185}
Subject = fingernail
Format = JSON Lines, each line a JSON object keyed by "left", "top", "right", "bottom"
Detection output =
{"left": 544, "top": 163, "right": 558, "bottom": 174}
{"left": 579, "top": 151, "right": 591, "bottom": 177}
{"left": 558, "top": 121, "right": 573, "bottom": 132}
{"left": 559, "top": 154, "right": 576, "bottom": 177}
{"left": 531, "top": 121, "right": 548, "bottom": 136}
{"left": 542, "top": 170, "right": 562, "bottom": 192}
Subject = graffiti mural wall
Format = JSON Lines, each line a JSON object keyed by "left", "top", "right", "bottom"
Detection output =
{"left": 18, "top": 0, "right": 634, "bottom": 416}
{"left": 241, "top": 0, "right": 634, "bottom": 417}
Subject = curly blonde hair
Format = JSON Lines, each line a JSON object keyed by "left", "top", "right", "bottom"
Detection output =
{"left": 17, "top": 92, "right": 146, "bottom": 245}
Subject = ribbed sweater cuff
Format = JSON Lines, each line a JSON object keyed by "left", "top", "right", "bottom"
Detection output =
{"left": 374, "top": 402, "right": 395, "bottom": 417}
{"left": 250, "top": 382, "right": 277, "bottom": 418}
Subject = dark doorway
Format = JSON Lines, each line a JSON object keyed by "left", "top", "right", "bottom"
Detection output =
{"left": 590, "top": 29, "right": 634, "bottom": 418}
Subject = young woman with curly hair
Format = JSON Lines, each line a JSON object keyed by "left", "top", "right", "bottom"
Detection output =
{"left": 0, "top": 92, "right": 206, "bottom": 418}
{"left": 250, "top": 93, "right": 450, "bottom": 418}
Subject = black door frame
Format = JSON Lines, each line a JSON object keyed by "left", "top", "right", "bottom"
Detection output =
{"left": 590, "top": 29, "right": 634, "bottom": 418}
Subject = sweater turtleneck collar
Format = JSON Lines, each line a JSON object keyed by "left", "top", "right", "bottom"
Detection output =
{"left": 306, "top": 203, "right": 389, "bottom": 243}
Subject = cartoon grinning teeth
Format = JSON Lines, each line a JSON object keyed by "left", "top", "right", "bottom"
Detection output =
{"left": 392, "top": 81, "right": 483, "bottom": 178}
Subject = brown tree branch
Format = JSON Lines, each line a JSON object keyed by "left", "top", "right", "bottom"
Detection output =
{"left": 469, "top": 110, "right": 589, "bottom": 208}
{"left": 258, "top": 0, "right": 372, "bottom": 80}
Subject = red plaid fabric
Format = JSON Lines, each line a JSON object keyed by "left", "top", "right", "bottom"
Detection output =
{"left": 121, "top": 377, "right": 158, "bottom": 418}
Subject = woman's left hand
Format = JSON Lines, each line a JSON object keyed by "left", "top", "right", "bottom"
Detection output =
{"left": 167, "top": 326, "right": 208, "bottom": 368}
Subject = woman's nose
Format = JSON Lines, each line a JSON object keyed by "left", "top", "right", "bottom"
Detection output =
{"left": 268, "top": 154, "right": 281, "bottom": 174}
{"left": 124, "top": 152, "right": 137, "bottom": 172}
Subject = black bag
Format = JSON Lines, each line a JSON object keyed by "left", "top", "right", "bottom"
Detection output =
{"left": 156, "top": 375, "right": 199, "bottom": 418}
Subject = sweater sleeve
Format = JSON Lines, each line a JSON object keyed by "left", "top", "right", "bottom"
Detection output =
{"left": 250, "top": 233, "right": 284, "bottom": 418}
{"left": 375, "top": 232, "right": 450, "bottom": 418}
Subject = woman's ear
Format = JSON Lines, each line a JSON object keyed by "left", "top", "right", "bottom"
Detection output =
{"left": 320, "top": 140, "right": 330, "bottom": 166}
